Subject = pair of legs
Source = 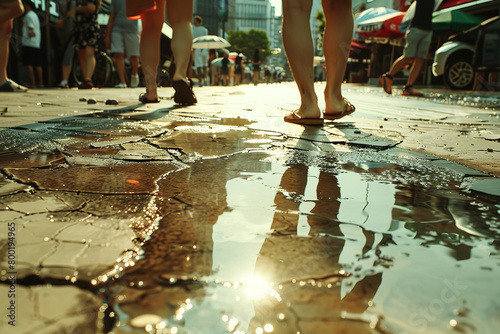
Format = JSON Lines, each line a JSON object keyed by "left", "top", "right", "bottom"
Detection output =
{"left": 77, "top": 45, "right": 96, "bottom": 87}
{"left": 195, "top": 66, "right": 206, "bottom": 85}
{"left": 282, "top": 0, "right": 353, "bottom": 119}
{"left": 140, "top": 0, "right": 193, "bottom": 101}
{"left": 0, "top": 0, "right": 27, "bottom": 90}
{"left": 26, "top": 64, "right": 43, "bottom": 87}
{"left": 114, "top": 53, "right": 138, "bottom": 86}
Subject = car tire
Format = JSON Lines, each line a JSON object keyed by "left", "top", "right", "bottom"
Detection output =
{"left": 444, "top": 52, "right": 475, "bottom": 90}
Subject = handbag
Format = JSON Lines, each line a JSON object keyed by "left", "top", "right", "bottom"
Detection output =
{"left": 126, "top": 0, "right": 156, "bottom": 20}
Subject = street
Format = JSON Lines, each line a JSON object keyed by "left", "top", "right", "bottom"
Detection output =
{"left": 0, "top": 82, "right": 499, "bottom": 333}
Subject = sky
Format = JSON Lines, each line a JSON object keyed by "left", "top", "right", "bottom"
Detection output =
{"left": 269, "top": 0, "right": 282, "bottom": 16}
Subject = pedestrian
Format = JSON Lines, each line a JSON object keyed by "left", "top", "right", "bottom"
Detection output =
{"left": 105, "top": 0, "right": 140, "bottom": 88}
{"left": 68, "top": 0, "right": 101, "bottom": 89}
{"left": 220, "top": 50, "right": 230, "bottom": 86}
{"left": 233, "top": 50, "right": 243, "bottom": 85}
{"left": 0, "top": 0, "right": 28, "bottom": 92}
{"left": 264, "top": 65, "right": 271, "bottom": 84}
{"left": 379, "top": 0, "right": 434, "bottom": 97}
{"left": 21, "top": 0, "right": 43, "bottom": 88}
{"left": 282, "top": 0, "right": 355, "bottom": 125}
{"left": 251, "top": 48, "right": 261, "bottom": 86}
{"left": 53, "top": 0, "right": 76, "bottom": 88}
{"left": 127, "top": 0, "right": 196, "bottom": 105}
{"left": 192, "top": 15, "right": 208, "bottom": 86}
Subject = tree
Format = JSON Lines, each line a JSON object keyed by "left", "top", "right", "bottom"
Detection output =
{"left": 226, "top": 29, "right": 271, "bottom": 61}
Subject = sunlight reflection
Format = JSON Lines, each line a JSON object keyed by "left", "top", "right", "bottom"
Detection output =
{"left": 243, "top": 276, "right": 281, "bottom": 301}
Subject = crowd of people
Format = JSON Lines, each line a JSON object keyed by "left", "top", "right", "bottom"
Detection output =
{"left": 1, "top": 0, "right": 362, "bottom": 122}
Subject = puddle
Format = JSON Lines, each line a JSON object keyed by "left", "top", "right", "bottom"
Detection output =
{"left": 99, "top": 150, "right": 499, "bottom": 334}
{"left": 1, "top": 107, "right": 499, "bottom": 333}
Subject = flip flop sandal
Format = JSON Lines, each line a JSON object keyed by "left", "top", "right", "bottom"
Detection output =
{"left": 379, "top": 73, "right": 393, "bottom": 95}
{"left": 172, "top": 80, "right": 197, "bottom": 105}
{"left": 284, "top": 111, "right": 324, "bottom": 125}
{"left": 323, "top": 99, "right": 355, "bottom": 120}
{"left": 139, "top": 93, "right": 160, "bottom": 104}
{"left": 0, "top": 80, "right": 28, "bottom": 92}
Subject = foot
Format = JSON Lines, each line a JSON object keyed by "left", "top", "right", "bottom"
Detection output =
{"left": 379, "top": 73, "right": 393, "bottom": 95}
{"left": 284, "top": 110, "right": 324, "bottom": 125}
{"left": 115, "top": 83, "right": 127, "bottom": 88}
{"left": 0, "top": 80, "right": 28, "bottom": 92}
{"left": 402, "top": 85, "right": 423, "bottom": 97}
{"left": 130, "top": 74, "right": 139, "bottom": 88}
{"left": 323, "top": 98, "right": 355, "bottom": 120}
{"left": 78, "top": 80, "right": 93, "bottom": 89}
{"left": 139, "top": 92, "right": 160, "bottom": 104}
{"left": 172, "top": 79, "right": 197, "bottom": 105}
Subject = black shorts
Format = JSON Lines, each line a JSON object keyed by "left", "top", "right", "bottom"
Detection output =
{"left": 22, "top": 46, "right": 43, "bottom": 66}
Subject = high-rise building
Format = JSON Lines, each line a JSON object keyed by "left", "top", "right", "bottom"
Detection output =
{"left": 193, "top": 0, "right": 236, "bottom": 37}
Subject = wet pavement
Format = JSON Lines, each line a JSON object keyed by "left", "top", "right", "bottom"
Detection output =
{"left": 0, "top": 83, "right": 499, "bottom": 334}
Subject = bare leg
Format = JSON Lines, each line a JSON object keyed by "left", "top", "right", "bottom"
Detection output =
{"left": 85, "top": 46, "right": 96, "bottom": 81}
{"left": 1, "top": 15, "right": 26, "bottom": 90}
{"left": 140, "top": 0, "right": 166, "bottom": 100}
{"left": 114, "top": 52, "right": 126, "bottom": 84}
{"left": 27, "top": 65, "right": 35, "bottom": 86}
{"left": 322, "top": 0, "right": 353, "bottom": 114}
{"left": 282, "top": 0, "right": 320, "bottom": 118}
{"left": 388, "top": 56, "right": 411, "bottom": 78}
{"left": 35, "top": 65, "right": 43, "bottom": 87}
{"left": 130, "top": 55, "right": 138, "bottom": 76}
{"left": 166, "top": 0, "right": 193, "bottom": 82}
{"left": 406, "top": 57, "right": 423, "bottom": 87}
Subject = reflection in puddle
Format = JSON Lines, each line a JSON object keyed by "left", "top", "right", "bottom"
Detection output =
{"left": 107, "top": 151, "right": 500, "bottom": 334}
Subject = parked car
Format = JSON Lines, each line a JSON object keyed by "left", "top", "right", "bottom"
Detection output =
{"left": 432, "top": 16, "right": 499, "bottom": 90}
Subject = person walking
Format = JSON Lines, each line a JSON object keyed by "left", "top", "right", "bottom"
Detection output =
{"left": 282, "top": 0, "right": 355, "bottom": 125}
{"left": 0, "top": 0, "right": 28, "bottom": 92}
{"left": 379, "top": 0, "right": 434, "bottom": 97}
{"left": 128, "top": 0, "right": 196, "bottom": 105}
{"left": 192, "top": 15, "right": 208, "bottom": 86}
{"left": 233, "top": 50, "right": 244, "bottom": 85}
{"left": 251, "top": 48, "right": 261, "bottom": 86}
{"left": 105, "top": 0, "right": 140, "bottom": 88}
{"left": 53, "top": 0, "right": 76, "bottom": 88}
{"left": 21, "top": 0, "right": 43, "bottom": 88}
{"left": 69, "top": 0, "right": 101, "bottom": 89}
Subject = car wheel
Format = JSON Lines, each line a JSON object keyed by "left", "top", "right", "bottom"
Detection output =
{"left": 444, "top": 54, "right": 474, "bottom": 90}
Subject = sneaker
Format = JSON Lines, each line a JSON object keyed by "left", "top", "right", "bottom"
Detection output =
{"left": 115, "top": 83, "right": 127, "bottom": 88}
{"left": 402, "top": 85, "right": 423, "bottom": 97}
{"left": 130, "top": 74, "right": 139, "bottom": 88}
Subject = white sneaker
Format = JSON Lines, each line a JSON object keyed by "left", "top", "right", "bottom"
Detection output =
{"left": 115, "top": 83, "right": 127, "bottom": 88}
{"left": 130, "top": 74, "right": 139, "bottom": 88}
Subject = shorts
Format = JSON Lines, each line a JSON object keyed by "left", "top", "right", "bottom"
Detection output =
{"left": 110, "top": 31, "right": 140, "bottom": 56}
{"left": 193, "top": 49, "right": 208, "bottom": 68}
{"left": 403, "top": 27, "right": 432, "bottom": 59}
{"left": 22, "top": 46, "right": 42, "bottom": 66}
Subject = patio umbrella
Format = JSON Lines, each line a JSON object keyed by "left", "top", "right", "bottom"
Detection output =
{"left": 193, "top": 35, "right": 231, "bottom": 49}
{"left": 432, "top": 10, "right": 483, "bottom": 31}
{"left": 356, "top": 11, "right": 406, "bottom": 38}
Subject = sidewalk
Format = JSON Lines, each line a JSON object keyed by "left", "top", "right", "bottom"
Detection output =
{"left": 1, "top": 83, "right": 499, "bottom": 177}
{"left": 1, "top": 82, "right": 499, "bottom": 333}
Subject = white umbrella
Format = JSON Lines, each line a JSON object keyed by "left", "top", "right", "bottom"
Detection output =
{"left": 193, "top": 35, "right": 231, "bottom": 49}
{"left": 211, "top": 57, "right": 234, "bottom": 67}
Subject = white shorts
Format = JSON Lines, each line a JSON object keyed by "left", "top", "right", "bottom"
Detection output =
{"left": 193, "top": 49, "right": 208, "bottom": 68}
{"left": 403, "top": 27, "right": 432, "bottom": 59}
{"left": 110, "top": 31, "right": 140, "bottom": 57}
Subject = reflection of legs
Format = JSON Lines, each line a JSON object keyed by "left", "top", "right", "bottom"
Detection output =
{"left": 308, "top": 171, "right": 341, "bottom": 232}
{"left": 271, "top": 164, "right": 309, "bottom": 232}
{"left": 282, "top": 0, "right": 320, "bottom": 118}
{"left": 322, "top": 0, "right": 353, "bottom": 114}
